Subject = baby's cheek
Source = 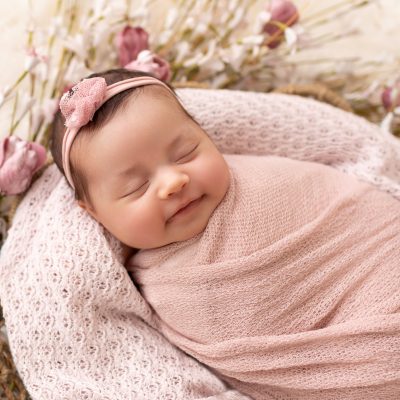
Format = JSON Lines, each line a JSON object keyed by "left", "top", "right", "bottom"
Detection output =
{"left": 122, "top": 202, "right": 163, "bottom": 248}
{"left": 201, "top": 154, "right": 230, "bottom": 192}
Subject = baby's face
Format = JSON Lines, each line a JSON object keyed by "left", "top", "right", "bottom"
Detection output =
{"left": 76, "top": 88, "right": 230, "bottom": 249}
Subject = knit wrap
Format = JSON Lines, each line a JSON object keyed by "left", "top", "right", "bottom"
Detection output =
{"left": 130, "top": 154, "right": 400, "bottom": 399}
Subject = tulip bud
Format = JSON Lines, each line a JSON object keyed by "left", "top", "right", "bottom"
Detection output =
{"left": 0, "top": 136, "right": 47, "bottom": 195}
{"left": 124, "top": 50, "right": 172, "bottom": 82}
{"left": 115, "top": 26, "right": 149, "bottom": 67}
{"left": 262, "top": 0, "right": 299, "bottom": 49}
{"left": 382, "top": 85, "right": 400, "bottom": 112}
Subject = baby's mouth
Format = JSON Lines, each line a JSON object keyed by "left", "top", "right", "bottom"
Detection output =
{"left": 167, "top": 195, "right": 205, "bottom": 223}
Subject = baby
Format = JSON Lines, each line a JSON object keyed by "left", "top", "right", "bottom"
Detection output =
{"left": 51, "top": 69, "right": 400, "bottom": 400}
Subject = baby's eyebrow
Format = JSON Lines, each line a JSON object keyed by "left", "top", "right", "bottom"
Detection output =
{"left": 115, "top": 133, "right": 188, "bottom": 180}
{"left": 167, "top": 133, "right": 187, "bottom": 151}
{"left": 116, "top": 164, "right": 143, "bottom": 180}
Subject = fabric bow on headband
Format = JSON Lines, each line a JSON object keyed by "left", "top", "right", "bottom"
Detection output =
{"left": 60, "top": 75, "right": 174, "bottom": 189}
{"left": 60, "top": 77, "right": 108, "bottom": 129}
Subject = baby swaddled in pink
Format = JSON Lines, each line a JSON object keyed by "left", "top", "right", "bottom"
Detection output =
{"left": 47, "top": 68, "right": 399, "bottom": 399}
{"left": 128, "top": 154, "right": 400, "bottom": 400}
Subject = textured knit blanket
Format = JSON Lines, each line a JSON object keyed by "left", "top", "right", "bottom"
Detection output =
{"left": 1, "top": 89, "right": 400, "bottom": 400}
{"left": 129, "top": 154, "right": 400, "bottom": 399}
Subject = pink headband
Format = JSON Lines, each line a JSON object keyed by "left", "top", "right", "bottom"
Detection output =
{"left": 60, "top": 76, "right": 175, "bottom": 189}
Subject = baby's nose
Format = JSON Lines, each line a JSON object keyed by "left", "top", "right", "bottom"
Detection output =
{"left": 157, "top": 168, "right": 190, "bottom": 199}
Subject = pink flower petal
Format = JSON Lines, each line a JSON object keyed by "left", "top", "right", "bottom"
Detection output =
{"left": 0, "top": 136, "right": 47, "bottom": 195}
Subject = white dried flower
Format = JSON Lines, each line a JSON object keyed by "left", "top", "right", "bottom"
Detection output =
{"left": 228, "top": 7, "right": 245, "bottom": 30}
{"left": 48, "top": 16, "right": 64, "bottom": 37}
{"left": 19, "top": 93, "right": 36, "bottom": 119}
{"left": 202, "top": 44, "right": 225, "bottom": 72}
{"left": 205, "top": 58, "right": 225, "bottom": 74}
{"left": 253, "top": 11, "right": 271, "bottom": 34}
{"left": 174, "top": 42, "right": 191, "bottom": 64}
{"left": 129, "top": 5, "right": 149, "bottom": 21}
{"left": 91, "top": 0, "right": 109, "bottom": 19}
{"left": 24, "top": 53, "right": 41, "bottom": 73}
{"left": 380, "top": 112, "right": 393, "bottom": 133}
{"left": 0, "top": 86, "right": 12, "bottom": 108}
{"left": 228, "top": 0, "right": 240, "bottom": 12}
{"left": 158, "top": 29, "right": 173, "bottom": 46}
{"left": 42, "top": 98, "right": 59, "bottom": 124}
{"left": 184, "top": 17, "right": 196, "bottom": 30}
{"left": 92, "top": 21, "right": 113, "bottom": 47}
{"left": 63, "top": 33, "right": 89, "bottom": 60}
{"left": 30, "top": 104, "right": 44, "bottom": 136}
{"left": 165, "top": 8, "right": 179, "bottom": 30}
{"left": 211, "top": 72, "right": 229, "bottom": 88}
{"left": 221, "top": 11, "right": 230, "bottom": 25}
{"left": 63, "top": 58, "right": 92, "bottom": 84}
{"left": 220, "top": 44, "right": 246, "bottom": 71}
{"left": 194, "top": 23, "right": 208, "bottom": 37}
{"left": 241, "top": 35, "right": 265, "bottom": 46}
{"left": 182, "top": 53, "right": 202, "bottom": 68}
{"left": 102, "top": 4, "right": 126, "bottom": 21}
{"left": 285, "top": 27, "right": 297, "bottom": 48}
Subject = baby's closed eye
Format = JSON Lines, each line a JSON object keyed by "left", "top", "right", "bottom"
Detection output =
{"left": 175, "top": 144, "right": 199, "bottom": 164}
{"left": 121, "top": 181, "right": 150, "bottom": 198}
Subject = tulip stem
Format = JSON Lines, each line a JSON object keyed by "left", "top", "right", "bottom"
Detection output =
{"left": 5, "top": 71, "right": 28, "bottom": 100}
{"left": 9, "top": 92, "right": 19, "bottom": 136}
{"left": 301, "top": 0, "right": 374, "bottom": 25}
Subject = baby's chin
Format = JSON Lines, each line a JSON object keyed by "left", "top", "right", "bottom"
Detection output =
{"left": 120, "top": 243, "right": 138, "bottom": 261}
{"left": 134, "top": 224, "right": 207, "bottom": 250}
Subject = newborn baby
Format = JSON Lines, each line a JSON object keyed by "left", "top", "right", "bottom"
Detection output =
{"left": 51, "top": 68, "right": 400, "bottom": 400}
{"left": 128, "top": 153, "right": 400, "bottom": 400}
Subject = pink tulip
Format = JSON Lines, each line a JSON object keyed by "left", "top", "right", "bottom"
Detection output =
{"left": 124, "top": 50, "right": 172, "bottom": 82}
{"left": 116, "top": 26, "right": 149, "bottom": 67}
{"left": 381, "top": 85, "right": 400, "bottom": 112}
{"left": 0, "top": 136, "right": 47, "bottom": 195}
{"left": 263, "top": 0, "right": 299, "bottom": 48}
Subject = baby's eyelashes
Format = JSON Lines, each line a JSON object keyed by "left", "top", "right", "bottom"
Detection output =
{"left": 175, "top": 144, "right": 199, "bottom": 164}
{"left": 121, "top": 181, "right": 149, "bottom": 198}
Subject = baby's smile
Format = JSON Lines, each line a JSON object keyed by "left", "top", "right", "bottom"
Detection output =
{"left": 166, "top": 194, "right": 206, "bottom": 224}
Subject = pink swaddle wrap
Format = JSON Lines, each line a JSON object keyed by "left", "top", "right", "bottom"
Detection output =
{"left": 128, "top": 154, "right": 400, "bottom": 400}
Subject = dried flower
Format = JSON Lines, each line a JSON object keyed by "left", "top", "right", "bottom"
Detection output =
{"left": 381, "top": 84, "right": 400, "bottom": 112}
{"left": 115, "top": 26, "right": 149, "bottom": 67}
{"left": 0, "top": 136, "right": 47, "bottom": 195}
{"left": 24, "top": 47, "right": 48, "bottom": 72}
{"left": 263, "top": 0, "right": 299, "bottom": 48}
{"left": 125, "top": 50, "right": 171, "bottom": 82}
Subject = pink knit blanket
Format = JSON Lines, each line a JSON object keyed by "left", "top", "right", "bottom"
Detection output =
{"left": 129, "top": 154, "right": 400, "bottom": 399}
{"left": 1, "top": 89, "right": 400, "bottom": 399}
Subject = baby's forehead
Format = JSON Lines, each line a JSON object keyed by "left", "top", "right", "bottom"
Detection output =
{"left": 76, "top": 85, "right": 194, "bottom": 156}
{"left": 134, "top": 85, "right": 191, "bottom": 119}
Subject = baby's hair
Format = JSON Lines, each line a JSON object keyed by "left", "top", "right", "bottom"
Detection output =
{"left": 50, "top": 68, "right": 197, "bottom": 206}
